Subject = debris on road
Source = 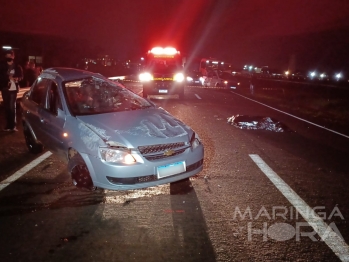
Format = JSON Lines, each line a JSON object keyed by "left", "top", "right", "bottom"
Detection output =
{"left": 227, "top": 115, "right": 289, "bottom": 132}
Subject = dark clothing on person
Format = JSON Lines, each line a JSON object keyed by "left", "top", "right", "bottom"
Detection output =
{"left": 1, "top": 90, "right": 17, "bottom": 129}
{"left": 24, "top": 67, "right": 37, "bottom": 87}
{"left": 0, "top": 61, "right": 23, "bottom": 91}
{"left": 0, "top": 59, "right": 23, "bottom": 130}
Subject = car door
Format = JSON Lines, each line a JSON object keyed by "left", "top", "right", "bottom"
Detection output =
{"left": 39, "top": 80, "right": 67, "bottom": 159}
{"left": 24, "top": 78, "right": 49, "bottom": 143}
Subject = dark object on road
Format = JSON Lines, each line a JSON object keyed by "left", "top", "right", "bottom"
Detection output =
{"left": 227, "top": 115, "right": 289, "bottom": 132}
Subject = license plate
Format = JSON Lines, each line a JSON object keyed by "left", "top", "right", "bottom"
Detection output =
{"left": 159, "top": 89, "right": 168, "bottom": 93}
{"left": 157, "top": 161, "right": 186, "bottom": 178}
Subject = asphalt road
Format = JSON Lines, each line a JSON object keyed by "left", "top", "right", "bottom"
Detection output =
{"left": 0, "top": 84, "right": 349, "bottom": 262}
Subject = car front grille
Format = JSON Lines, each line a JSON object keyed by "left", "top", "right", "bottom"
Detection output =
{"left": 144, "top": 149, "right": 186, "bottom": 161}
{"left": 138, "top": 142, "right": 188, "bottom": 161}
{"left": 106, "top": 159, "right": 203, "bottom": 185}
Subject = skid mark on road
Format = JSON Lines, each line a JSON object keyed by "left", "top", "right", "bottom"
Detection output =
{"left": 231, "top": 91, "right": 349, "bottom": 139}
{"left": 249, "top": 154, "right": 349, "bottom": 262}
{"left": 0, "top": 151, "right": 52, "bottom": 192}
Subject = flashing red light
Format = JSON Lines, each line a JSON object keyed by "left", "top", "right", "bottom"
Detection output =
{"left": 150, "top": 47, "right": 179, "bottom": 56}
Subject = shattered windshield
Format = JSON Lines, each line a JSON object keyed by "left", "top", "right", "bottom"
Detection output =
{"left": 64, "top": 77, "right": 152, "bottom": 115}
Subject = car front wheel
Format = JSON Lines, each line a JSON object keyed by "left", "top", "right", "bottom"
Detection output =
{"left": 68, "top": 154, "right": 96, "bottom": 191}
{"left": 23, "top": 124, "right": 44, "bottom": 154}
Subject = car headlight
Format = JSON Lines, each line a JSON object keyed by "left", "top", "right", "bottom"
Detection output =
{"left": 174, "top": 73, "right": 185, "bottom": 82}
{"left": 190, "top": 132, "right": 201, "bottom": 150}
{"left": 186, "top": 76, "right": 193, "bottom": 82}
{"left": 100, "top": 148, "right": 136, "bottom": 164}
{"left": 139, "top": 72, "right": 153, "bottom": 82}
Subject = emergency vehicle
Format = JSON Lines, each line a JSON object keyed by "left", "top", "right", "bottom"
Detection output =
{"left": 139, "top": 47, "right": 185, "bottom": 99}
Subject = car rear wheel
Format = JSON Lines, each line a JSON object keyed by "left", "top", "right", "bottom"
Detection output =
{"left": 68, "top": 154, "right": 96, "bottom": 191}
{"left": 23, "top": 124, "right": 44, "bottom": 154}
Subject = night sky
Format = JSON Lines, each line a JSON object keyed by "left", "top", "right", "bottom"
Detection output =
{"left": 1, "top": 0, "right": 349, "bottom": 72}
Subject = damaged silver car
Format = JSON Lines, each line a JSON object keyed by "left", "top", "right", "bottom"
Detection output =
{"left": 20, "top": 68, "right": 204, "bottom": 190}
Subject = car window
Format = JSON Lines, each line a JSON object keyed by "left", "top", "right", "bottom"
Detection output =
{"left": 64, "top": 76, "right": 153, "bottom": 116}
{"left": 30, "top": 78, "right": 48, "bottom": 107}
{"left": 46, "top": 80, "right": 62, "bottom": 115}
{"left": 147, "top": 60, "right": 182, "bottom": 74}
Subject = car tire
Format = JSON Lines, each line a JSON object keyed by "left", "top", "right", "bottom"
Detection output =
{"left": 68, "top": 154, "right": 96, "bottom": 191}
{"left": 23, "top": 123, "right": 44, "bottom": 154}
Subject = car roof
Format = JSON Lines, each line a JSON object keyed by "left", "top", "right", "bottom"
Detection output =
{"left": 41, "top": 67, "right": 105, "bottom": 82}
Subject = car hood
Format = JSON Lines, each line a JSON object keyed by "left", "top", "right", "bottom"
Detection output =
{"left": 75, "top": 108, "right": 193, "bottom": 148}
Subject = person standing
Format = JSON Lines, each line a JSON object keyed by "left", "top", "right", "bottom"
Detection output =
{"left": 0, "top": 49, "right": 23, "bottom": 131}
{"left": 24, "top": 61, "right": 37, "bottom": 87}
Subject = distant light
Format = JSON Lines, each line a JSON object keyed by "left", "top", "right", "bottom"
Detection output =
{"left": 212, "top": 61, "right": 218, "bottom": 64}
{"left": 310, "top": 72, "right": 316, "bottom": 77}
{"left": 336, "top": 73, "right": 342, "bottom": 79}
{"left": 320, "top": 73, "right": 325, "bottom": 78}
{"left": 249, "top": 66, "right": 253, "bottom": 70}
{"left": 2, "top": 46, "right": 12, "bottom": 50}
{"left": 140, "top": 57, "right": 144, "bottom": 61}
{"left": 63, "top": 132, "right": 68, "bottom": 138}
{"left": 186, "top": 76, "right": 193, "bottom": 82}
{"left": 285, "top": 71, "right": 289, "bottom": 75}
{"left": 221, "top": 62, "right": 224, "bottom": 65}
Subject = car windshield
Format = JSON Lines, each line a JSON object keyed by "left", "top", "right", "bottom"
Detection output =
{"left": 64, "top": 76, "right": 152, "bottom": 115}
{"left": 147, "top": 60, "right": 182, "bottom": 74}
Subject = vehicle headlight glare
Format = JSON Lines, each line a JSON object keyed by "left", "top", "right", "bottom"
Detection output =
{"left": 139, "top": 72, "right": 153, "bottom": 82}
{"left": 174, "top": 73, "right": 184, "bottom": 82}
{"left": 100, "top": 148, "right": 136, "bottom": 164}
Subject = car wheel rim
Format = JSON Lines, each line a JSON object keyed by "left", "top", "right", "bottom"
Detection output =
{"left": 71, "top": 164, "right": 94, "bottom": 190}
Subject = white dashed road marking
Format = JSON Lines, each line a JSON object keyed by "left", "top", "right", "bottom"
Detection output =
{"left": 0, "top": 151, "right": 52, "bottom": 192}
{"left": 195, "top": 94, "right": 202, "bottom": 99}
{"left": 249, "top": 154, "right": 349, "bottom": 262}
